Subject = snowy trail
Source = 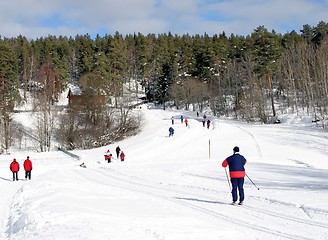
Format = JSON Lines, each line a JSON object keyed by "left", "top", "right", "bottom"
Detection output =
{"left": 87, "top": 162, "right": 328, "bottom": 240}
{"left": 1, "top": 104, "right": 328, "bottom": 239}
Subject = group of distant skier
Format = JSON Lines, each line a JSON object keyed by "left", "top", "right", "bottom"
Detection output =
{"left": 168, "top": 112, "right": 212, "bottom": 137}
{"left": 8, "top": 147, "right": 125, "bottom": 181}
{"left": 9, "top": 156, "right": 33, "bottom": 181}
{"left": 104, "top": 146, "right": 125, "bottom": 163}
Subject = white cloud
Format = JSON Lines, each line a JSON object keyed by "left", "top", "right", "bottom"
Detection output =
{"left": 0, "top": 0, "right": 327, "bottom": 39}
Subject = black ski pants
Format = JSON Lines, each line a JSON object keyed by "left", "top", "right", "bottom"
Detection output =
{"left": 12, "top": 172, "right": 18, "bottom": 181}
{"left": 25, "top": 171, "right": 31, "bottom": 180}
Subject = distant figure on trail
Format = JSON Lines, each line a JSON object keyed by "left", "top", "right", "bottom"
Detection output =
{"left": 207, "top": 119, "right": 211, "bottom": 129}
{"left": 171, "top": 116, "right": 174, "bottom": 125}
{"left": 10, "top": 158, "right": 20, "bottom": 181}
{"left": 184, "top": 119, "right": 188, "bottom": 127}
{"left": 169, "top": 126, "right": 175, "bottom": 137}
{"left": 116, "top": 146, "right": 121, "bottom": 159}
{"left": 202, "top": 119, "right": 206, "bottom": 127}
{"left": 203, "top": 114, "right": 207, "bottom": 120}
{"left": 222, "top": 146, "right": 247, "bottom": 205}
{"left": 180, "top": 115, "right": 184, "bottom": 123}
{"left": 197, "top": 111, "right": 199, "bottom": 117}
{"left": 104, "top": 150, "right": 113, "bottom": 163}
{"left": 23, "top": 156, "right": 33, "bottom": 180}
{"left": 120, "top": 151, "right": 125, "bottom": 162}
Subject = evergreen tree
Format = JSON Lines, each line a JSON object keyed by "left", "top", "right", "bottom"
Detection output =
{"left": 191, "top": 34, "right": 215, "bottom": 82}
{"left": 75, "top": 34, "right": 96, "bottom": 75}
{"left": 0, "top": 41, "right": 18, "bottom": 152}
{"left": 251, "top": 26, "right": 282, "bottom": 120}
{"left": 15, "top": 35, "right": 32, "bottom": 100}
{"left": 154, "top": 33, "right": 178, "bottom": 106}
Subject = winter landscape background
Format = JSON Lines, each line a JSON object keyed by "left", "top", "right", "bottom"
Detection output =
{"left": 0, "top": 100, "right": 327, "bottom": 240}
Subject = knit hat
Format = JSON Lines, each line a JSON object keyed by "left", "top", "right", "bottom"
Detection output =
{"left": 233, "top": 146, "right": 239, "bottom": 152}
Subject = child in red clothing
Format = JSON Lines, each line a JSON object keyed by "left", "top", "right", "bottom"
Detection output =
{"left": 120, "top": 151, "right": 125, "bottom": 162}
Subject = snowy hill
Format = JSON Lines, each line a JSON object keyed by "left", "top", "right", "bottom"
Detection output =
{"left": 0, "top": 104, "right": 328, "bottom": 240}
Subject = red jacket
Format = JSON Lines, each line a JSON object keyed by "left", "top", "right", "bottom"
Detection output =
{"left": 24, "top": 159, "right": 33, "bottom": 171}
{"left": 120, "top": 152, "right": 125, "bottom": 161}
{"left": 104, "top": 152, "right": 112, "bottom": 160}
{"left": 10, "top": 160, "right": 20, "bottom": 172}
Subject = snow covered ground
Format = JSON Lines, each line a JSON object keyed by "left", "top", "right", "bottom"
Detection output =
{"left": 1, "top": 104, "right": 328, "bottom": 240}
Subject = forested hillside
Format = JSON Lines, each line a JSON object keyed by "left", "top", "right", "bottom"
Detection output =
{"left": 1, "top": 21, "right": 328, "bottom": 151}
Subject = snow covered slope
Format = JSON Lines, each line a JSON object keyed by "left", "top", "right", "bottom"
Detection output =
{"left": 0, "top": 104, "right": 328, "bottom": 240}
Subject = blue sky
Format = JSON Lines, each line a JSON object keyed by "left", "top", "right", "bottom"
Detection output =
{"left": 0, "top": 0, "right": 327, "bottom": 39}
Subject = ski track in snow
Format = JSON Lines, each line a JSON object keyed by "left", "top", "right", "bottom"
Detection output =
{"left": 224, "top": 122, "right": 263, "bottom": 159}
{"left": 69, "top": 164, "right": 327, "bottom": 240}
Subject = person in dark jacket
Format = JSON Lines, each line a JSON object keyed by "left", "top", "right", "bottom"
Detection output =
{"left": 23, "top": 156, "right": 33, "bottom": 180}
{"left": 222, "top": 146, "right": 247, "bottom": 205}
{"left": 116, "top": 146, "right": 121, "bottom": 159}
{"left": 10, "top": 158, "right": 20, "bottom": 181}
{"left": 207, "top": 119, "right": 211, "bottom": 129}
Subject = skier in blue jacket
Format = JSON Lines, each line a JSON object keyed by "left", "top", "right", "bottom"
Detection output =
{"left": 222, "top": 146, "right": 247, "bottom": 205}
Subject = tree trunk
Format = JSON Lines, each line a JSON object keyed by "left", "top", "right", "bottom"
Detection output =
{"left": 268, "top": 74, "right": 276, "bottom": 117}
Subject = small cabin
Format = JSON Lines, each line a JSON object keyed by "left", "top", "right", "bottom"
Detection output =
{"left": 67, "top": 86, "right": 109, "bottom": 107}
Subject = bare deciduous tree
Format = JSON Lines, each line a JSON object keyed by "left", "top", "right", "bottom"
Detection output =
{"left": 32, "top": 59, "right": 60, "bottom": 151}
{"left": 169, "top": 78, "right": 210, "bottom": 111}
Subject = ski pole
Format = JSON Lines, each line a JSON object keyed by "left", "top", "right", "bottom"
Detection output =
{"left": 246, "top": 174, "right": 260, "bottom": 190}
{"left": 225, "top": 168, "right": 232, "bottom": 191}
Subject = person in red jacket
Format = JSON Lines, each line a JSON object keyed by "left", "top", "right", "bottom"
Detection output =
{"left": 10, "top": 158, "right": 20, "bottom": 181}
{"left": 222, "top": 146, "right": 247, "bottom": 205}
{"left": 104, "top": 150, "right": 112, "bottom": 163}
{"left": 120, "top": 151, "right": 125, "bottom": 162}
{"left": 207, "top": 119, "right": 211, "bottom": 129}
{"left": 24, "top": 156, "right": 33, "bottom": 180}
{"left": 184, "top": 118, "right": 188, "bottom": 127}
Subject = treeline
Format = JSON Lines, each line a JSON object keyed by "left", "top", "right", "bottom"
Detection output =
{"left": 1, "top": 21, "right": 328, "bottom": 150}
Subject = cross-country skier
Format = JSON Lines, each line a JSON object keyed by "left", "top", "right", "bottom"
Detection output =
{"left": 207, "top": 119, "right": 211, "bottom": 129}
{"left": 184, "top": 119, "right": 188, "bottom": 127}
{"left": 169, "top": 126, "right": 174, "bottom": 137}
{"left": 222, "top": 146, "right": 247, "bottom": 205}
